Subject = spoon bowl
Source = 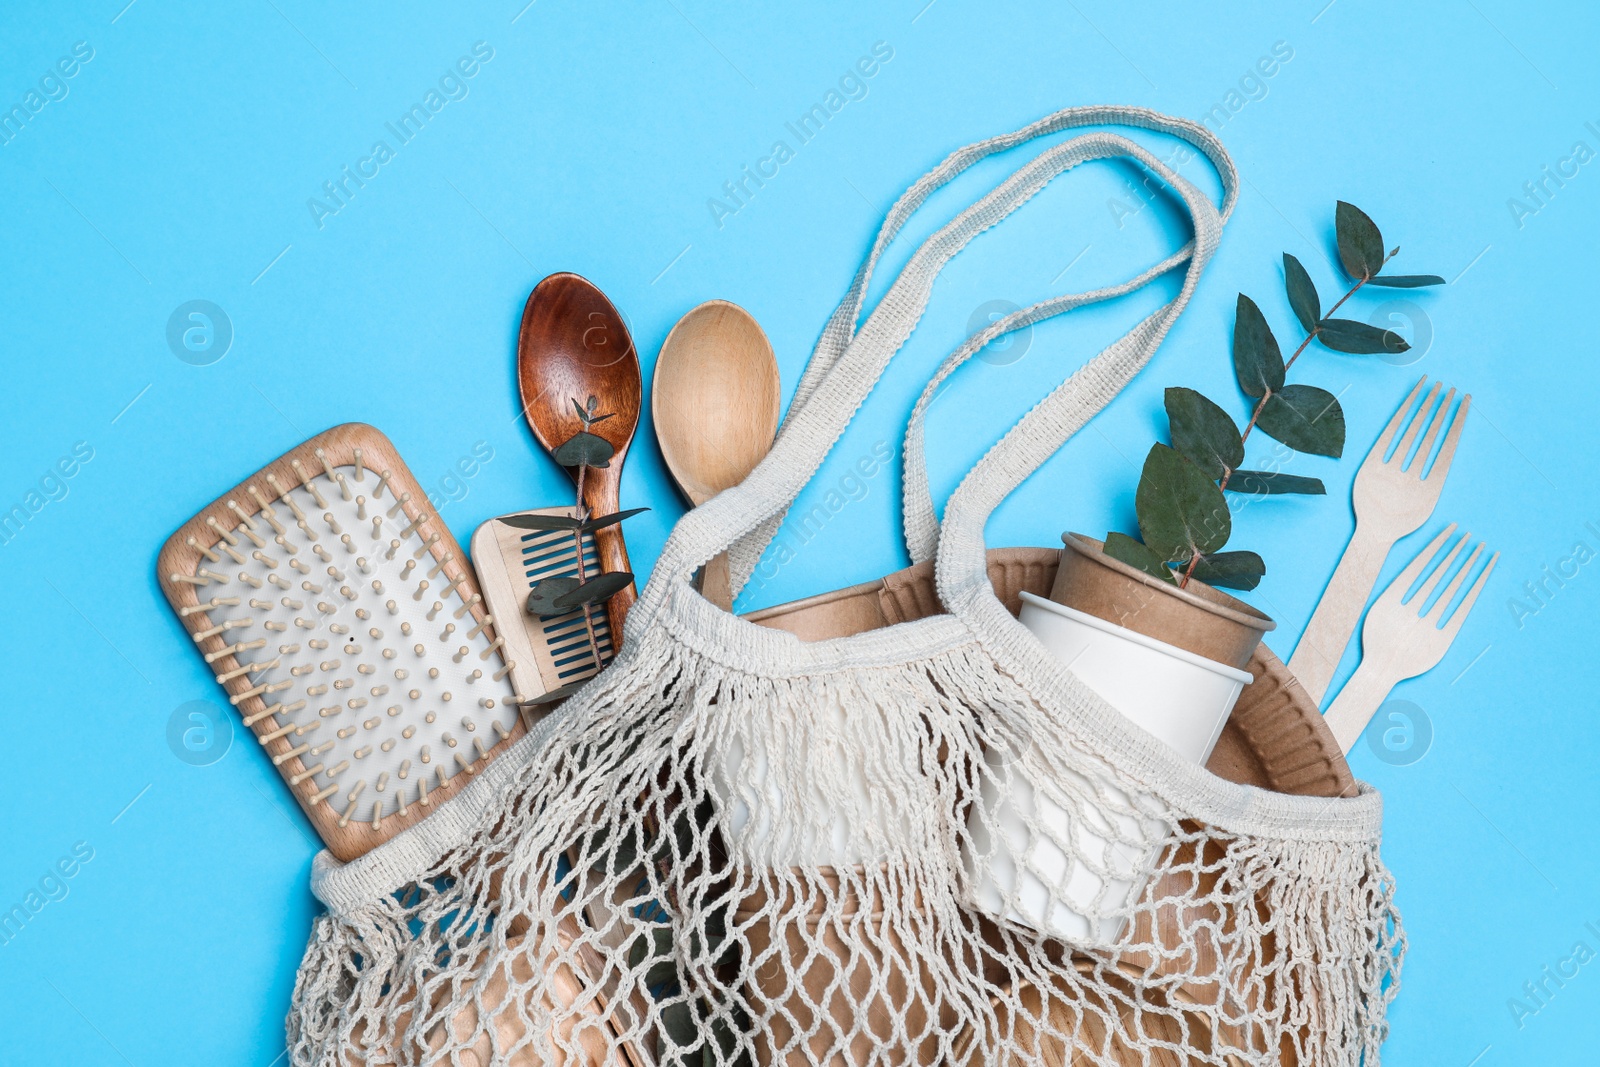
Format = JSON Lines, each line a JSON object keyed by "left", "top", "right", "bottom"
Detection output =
{"left": 518, "top": 272, "right": 642, "bottom": 642}
{"left": 652, "top": 300, "right": 780, "bottom": 607}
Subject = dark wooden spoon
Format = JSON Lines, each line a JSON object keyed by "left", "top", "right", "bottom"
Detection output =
{"left": 517, "top": 272, "right": 642, "bottom": 646}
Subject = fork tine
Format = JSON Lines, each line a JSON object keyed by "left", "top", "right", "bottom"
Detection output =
{"left": 1426, "top": 392, "right": 1471, "bottom": 482}
{"left": 1412, "top": 530, "right": 1469, "bottom": 611}
{"left": 1372, "top": 376, "right": 1428, "bottom": 460}
{"left": 1425, "top": 539, "right": 1483, "bottom": 623}
{"left": 1382, "top": 524, "right": 1457, "bottom": 606}
{"left": 1391, "top": 381, "right": 1443, "bottom": 467}
{"left": 1406, "top": 386, "right": 1456, "bottom": 474}
{"left": 1443, "top": 550, "right": 1498, "bottom": 638}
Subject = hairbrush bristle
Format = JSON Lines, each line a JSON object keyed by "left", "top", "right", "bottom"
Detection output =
{"left": 176, "top": 455, "right": 517, "bottom": 832}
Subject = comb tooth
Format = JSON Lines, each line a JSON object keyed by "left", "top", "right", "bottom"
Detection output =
{"left": 252, "top": 550, "right": 279, "bottom": 568}
{"left": 192, "top": 618, "right": 250, "bottom": 641}
{"left": 216, "top": 658, "right": 277, "bottom": 685}
{"left": 314, "top": 545, "right": 333, "bottom": 563}
{"left": 398, "top": 759, "right": 411, "bottom": 779}
{"left": 292, "top": 461, "right": 327, "bottom": 508}
{"left": 381, "top": 738, "right": 396, "bottom": 752}
{"left": 467, "top": 670, "right": 482, "bottom": 684}
{"left": 385, "top": 539, "right": 401, "bottom": 561}
{"left": 323, "top": 512, "right": 342, "bottom": 536}
{"left": 242, "top": 698, "right": 304, "bottom": 727}
{"left": 493, "top": 661, "right": 514, "bottom": 682}
{"left": 371, "top": 518, "right": 384, "bottom": 539}
{"left": 260, "top": 719, "right": 317, "bottom": 744}
{"left": 479, "top": 637, "right": 504, "bottom": 661}
{"left": 442, "top": 731, "right": 457, "bottom": 748}
{"left": 206, "top": 517, "right": 239, "bottom": 547}
{"left": 269, "top": 574, "right": 291, "bottom": 590}
{"left": 237, "top": 525, "right": 267, "bottom": 550}
{"left": 272, "top": 742, "right": 310, "bottom": 767}
{"left": 335, "top": 472, "right": 352, "bottom": 502}
{"left": 418, "top": 774, "right": 430, "bottom": 805}
{"left": 195, "top": 568, "right": 230, "bottom": 584}
{"left": 386, "top": 492, "right": 411, "bottom": 519}
{"left": 347, "top": 779, "right": 366, "bottom": 802}
{"left": 309, "top": 783, "right": 340, "bottom": 805}
{"left": 427, "top": 601, "right": 443, "bottom": 621}
{"left": 453, "top": 594, "right": 481, "bottom": 619}
{"left": 412, "top": 533, "right": 441, "bottom": 560}
{"left": 290, "top": 557, "right": 310, "bottom": 574}
{"left": 420, "top": 744, "right": 431, "bottom": 763}
{"left": 278, "top": 643, "right": 301, "bottom": 655}
{"left": 436, "top": 765, "right": 451, "bottom": 789}
{"left": 401, "top": 725, "right": 415, "bottom": 739}
{"left": 206, "top": 638, "right": 267, "bottom": 664}
{"left": 226, "top": 500, "right": 258, "bottom": 532}
{"left": 456, "top": 752, "right": 475, "bottom": 775}
{"left": 375, "top": 772, "right": 389, "bottom": 792}
{"left": 412, "top": 580, "right": 430, "bottom": 602}
{"left": 374, "top": 469, "right": 391, "bottom": 499}
{"left": 238, "top": 572, "right": 263, "bottom": 589}
{"left": 426, "top": 553, "right": 453, "bottom": 580}
{"left": 398, "top": 558, "right": 417, "bottom": 581}
{"left": 439, "top": 623, "right": 456, "bottom": 642}
{"left": 171, "top": 573, "right": 211, "bottom": 587}
{"left": 269, "top": 475, "right": 306, "bottom": 520}
{"left": 473, "top": 737, "right": 489, "bottom": 761}
{"left": 468, "top": 616, "right": 493, "bottom": 639}
{"left": 186, "top": 537, "right": 222, "bottom": 563}
{"left": 341, "top": 535, "right": 356, "bottom": 556}
{"left": 357, "top": 558, "right": 372, "bottom": 576}
{"left": 479, "top": 697, "right": 495, "bottom": 709}
{"left": 288, "top": 763, "right": 324, "bottom": 787}
{"left": 309, "top": 740, "right": 334, "bottom": 756}
{"left": 370, "top": 803, "right": 384, "bottom": 830}
{"left": 353, "top": 449, "right": 365, "bottom": 482}
{"left": 395, "top": 791, "right": 408, "bottom": 818}
{"left": 453, "top": 646, "right": 469, "bottom": 663}
{"left": 399, "top": 513, "right": 429, "bottom": 540}
{"left": 493, "top": 721, "right": 510, "bottom": 741}
{"left": 315, "top": 448, "right": 336, "bottom": 480}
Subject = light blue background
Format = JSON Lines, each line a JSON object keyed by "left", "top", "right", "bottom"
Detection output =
{"left": 2, "top": 0, "right": 1593, "bottom": 1062}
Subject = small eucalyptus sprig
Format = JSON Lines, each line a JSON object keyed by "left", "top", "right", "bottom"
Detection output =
{"left": 500, "top": 395, "right": 646, "bottom": 689}
{"left": 1106, "top": 202, "right": 1444, "bottom": 592}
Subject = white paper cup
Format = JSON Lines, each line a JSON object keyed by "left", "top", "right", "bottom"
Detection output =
{"left": 965, "top": 592, "right": 1253, "bottom": 943}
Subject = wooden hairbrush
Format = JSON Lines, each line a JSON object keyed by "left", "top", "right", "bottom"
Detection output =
{"left": 157, "top": 424, "right": 528, "bottom": 861}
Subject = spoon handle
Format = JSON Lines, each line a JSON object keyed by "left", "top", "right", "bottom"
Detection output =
{"left": 583, "top": 477, "right": 636, "bottom": 647}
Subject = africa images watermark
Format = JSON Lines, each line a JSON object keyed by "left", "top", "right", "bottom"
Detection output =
{"left": 0, "top": 841, "right": 95, "bottom": 948}
{"left": 0, "top": 441, "right": 95, "bottom": 549}
{"left": 1507, "top": 919, "right": 1600, "bottom": 1029}
{"left": 1505, "top": 518, "right": 1600, "bottom": 630}
{"left": 1108, "top": 40, "right": 1294, "bottom": 230}
{"left": 706, "top": 41, "right": 895, "bottom": 230}
{"left": 741, "top": 440, "right": 896, "bottom": 599}
{"left": 1506, "top": 119, "right": 1600, "bottom": 230}
{"left": 0, "top": 40, "right": 95, "bottom": 148}
{"left": 306, "top": 41, "right": 495, "bottom": 230}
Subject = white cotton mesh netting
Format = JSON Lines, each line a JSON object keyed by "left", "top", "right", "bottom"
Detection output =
{"left": 287, "top": 104, "right": 1404, "bottom": 1067}
{"left": 288, "top": 609, "right": 1402, "bottom": 1067}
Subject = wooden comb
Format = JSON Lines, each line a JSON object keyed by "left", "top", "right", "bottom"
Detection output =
{"left": 157, "top": 424, "right": 529, "bottom": 861}
{"left": 470, "top": 507, "right": 617, "bottom": 708}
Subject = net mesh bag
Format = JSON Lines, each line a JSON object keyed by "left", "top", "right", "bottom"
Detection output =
{"left": 288, "top": 106, "right": 1403, "bottom": 1067}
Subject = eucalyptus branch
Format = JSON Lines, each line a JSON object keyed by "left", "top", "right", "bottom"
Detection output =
{"left": 1108, "top": 203, "right": 1442, "bottom": 598}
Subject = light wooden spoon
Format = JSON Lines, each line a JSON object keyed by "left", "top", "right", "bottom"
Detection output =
{"left": 652, "top": 300, "right": 780, "bottom": 609}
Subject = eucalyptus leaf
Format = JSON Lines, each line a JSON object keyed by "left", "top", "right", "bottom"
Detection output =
{"left": 498, "top": 513, "right": 582, "bottom": 531}
{"left": 1135, "top": 444, "right": 1232, "bottom": 563}
{"left": 1282, "top": 253, "right": 1321, "bottom": 334}
{"left": 1190, "top": 550, "right": 1266, "bottom": 591}
{"left": 552, "top": 431, "right": 615, "bottom": 469}
{"left": 1335, "top": 201, "right": 1386, "bottom": 281}
{"left": 661, "top": 1002, "right": 698, "bottom": 1048}
{"left": 1165, "top": 386, "right": 1243, "bottom": 480}
{"left": 1232, "top": 295, "right": 1285, "bottom": 399}
{"left": 1367, "top": 273, "right": 1446, "bottom": 288}
{"left": 1103, "top": 532, "right": 1177, "bottom": 584}
{"left": 1316, "top": 317, "right": 1407, "bottom": 355}
{"left": 522, "top": 680, "right": 586, "bottom": 706}
{"left": 553, "top": 571, "right": 635, "bottom": 612}
{"left": 1226, "top": 470, "right": 1327, "bottom": 495}
{"left": 571, "top": 397, "right": 589, "bottom": 422}
{"left": 1254, "top": 385, "right": 1346, "bottom": 458}
{"left": 582, "top": 507, "right": 650, "bottom": 533}
{"left": 527, "top": 576, "right": 582, "bottom": 616}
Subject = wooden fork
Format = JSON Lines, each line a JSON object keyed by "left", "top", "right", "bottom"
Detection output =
{"left": 1323, "top": 524, "right": 1497, "bottom": 754}
{"left": 1289, "top": 377, "right": 1470, "bottom": 704}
